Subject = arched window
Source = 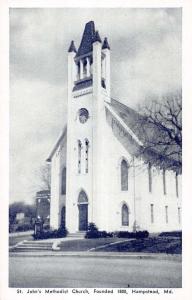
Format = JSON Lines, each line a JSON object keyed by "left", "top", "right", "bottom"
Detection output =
{"left": 121, "top": 159, "right": 128, "bottom": 191}
{"left": 61, "top": 167, "right": 66, "bottom": 195}
{"left": 78, "top": 190, "right": 88, "bottom": 204}
{"left": 163, "top": 169, "right": 166, "bottom": 195}
{"left": 78, "top": 140, "right": 82, "bottom": 173}
{"left": 176, "top": 173, "right": 179, "bottom": 197}
{"left": 148, "top": 162, "right": 152, "bottom": 193}
{"left": 60, "top": 206, "right": 65, "bottom": 228}
{"left": 122, "top": 204, "right": 129, "bottom": 226}
{"left": 85, "top": 139, "right": 89, "bottom": 173}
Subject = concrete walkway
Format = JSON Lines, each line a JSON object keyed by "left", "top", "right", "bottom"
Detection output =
{"left": 9, "top": 251, "right": 181, "bottom": 261}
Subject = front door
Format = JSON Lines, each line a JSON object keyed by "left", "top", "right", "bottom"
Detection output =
{"left": 78, "top": 204, "right": 88, "bottom": 231}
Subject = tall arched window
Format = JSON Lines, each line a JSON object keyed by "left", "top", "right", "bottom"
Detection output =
{"left": 85, "top": 139, "right": 89, "bottom": 174}
{"left": 61, "top": 167, "right": 66, "bottom": 195}
{"left": 121, "top": 159, "right": 128, "bottom": 191}
{"left": 163, "top": 169, "right": 166, "bottom": 195}
{"left": 122, "top": 204, "right": 129, "bottom": 226}
{"left": 78, "top": 140, "right": 82, "bottom": 173}
{"left": 148, "top": 162, "right": 152, "bottom": 193}
{"left": 176, "top": 173, "right": 179, "bottom": 197}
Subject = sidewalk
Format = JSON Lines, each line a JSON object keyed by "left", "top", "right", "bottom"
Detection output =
{"left": 9, "top": 250, "right": 182, "bottom": 261}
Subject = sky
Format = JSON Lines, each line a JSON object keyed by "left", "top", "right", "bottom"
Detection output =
{"left": 10, "top": 8, "right": 182, "bottom": 204}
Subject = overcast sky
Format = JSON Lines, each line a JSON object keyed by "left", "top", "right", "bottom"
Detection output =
{"left": 10, "top": 8, "right": 181, "bottom": 204}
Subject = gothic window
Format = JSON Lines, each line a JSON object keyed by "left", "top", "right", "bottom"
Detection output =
{"left": 150, "top": 204, "right": 154, "bottom": 223}
{"left": 85, "top": 139, "right": 89, "bottom": 174}
{"left": 176, "top": 173, "right": 179, "bottom": 197}
{"left": 163, "top": 169, "right": 166, "bottom": 195}
{"left": 148, "top": 163, "right": 152, "bottom": 193}
{"left": 60, "top": 206, "right": 65, "bottom": 228}
{"left": 121, "top": 159, "right": 128, "bottom": 191}
{"left": 61, "top": 167, "right": 66, "bottom": 195}
{"left": 122, "top": 204, "right": 129, "bottom": 226}
{"left": 78, "top": 140, "right": 82, "bottom": 174}
{"left": 78, "top": 190, "right": 88, "bottom": 203}
{"left": 165, "top": 206, "right": 168, "bottom": 224}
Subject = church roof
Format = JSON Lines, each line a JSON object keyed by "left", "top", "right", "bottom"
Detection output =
{"left": 102, "top": 37, "right": 110, "bottom": 50}
{"left": 108, "top": 98, "right": 181, "bottom": 172}
{"left": 46, "top": 125, "right": 67, "bottom": 162}
{"left": 68, "top": 40, "right": 77, "bottom": 53}
{"left": 76, "top": 21, "right": 101, "bottom": 57}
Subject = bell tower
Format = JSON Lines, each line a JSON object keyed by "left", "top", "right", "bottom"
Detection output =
{"left": 66, "top": 21, "right": 111, "bottom": 233}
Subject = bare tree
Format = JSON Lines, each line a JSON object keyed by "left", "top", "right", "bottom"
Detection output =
{"left": 135, "top": 90, "right": 182, "bottom": 172}
{"left": 37, "top": 163, "right": 51, "bottom": 191}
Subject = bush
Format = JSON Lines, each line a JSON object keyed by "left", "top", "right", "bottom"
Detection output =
{"left": 135, "top": 230, "right": 149, "bottom": 239}
{"left": 15, "top": 223, "right": 34, "bottom": 232}
{"left": 33, "top": 227, "right": 68, "bottom": 240}
{"left": 115, "top": 230, "right": 149, "bottom": 239}
{"left": 85, "top": 223, "right": 113, "bottom": 239}
{"left": 85, "top": 223, "right": 100, "bottom": 238}
{"left": 85, "top": 223, "right": 149, "bottom": 239}
{"left": 43, "top": 224, "right": 50, "bottom": 231}
{"left": 159, "top": 231, "right": 182, "bottom": 238}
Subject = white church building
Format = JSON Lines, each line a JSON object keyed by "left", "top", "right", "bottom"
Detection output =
{"left": 47, "top": 21, "right": 181, "bottom": 234}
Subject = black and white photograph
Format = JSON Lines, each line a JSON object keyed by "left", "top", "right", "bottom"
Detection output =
{"left": 0, "top": 1, "right": 188, "bottom": 296}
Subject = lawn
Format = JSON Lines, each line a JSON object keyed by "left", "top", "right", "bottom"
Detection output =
{"left": 9, "top": 234, "right": 33, "bottom": 246}
{"left": 59, "top": 238, "right": 127, "bottom": 251}
{"left": 59, "top": 237, "right": 182, "bottom": 254}
{"left": 94, "top": 237, "right": 182, "bottom": 254}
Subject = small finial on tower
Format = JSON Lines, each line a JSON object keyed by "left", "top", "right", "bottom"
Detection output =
{"left": 68, "top": 40, "right": 77, "bottom": 53}
{"left": 94, "top": 31, "right": 102, "bottom": 43}
{"left": 102, "top": 37, "right": 110, "bottom": 50}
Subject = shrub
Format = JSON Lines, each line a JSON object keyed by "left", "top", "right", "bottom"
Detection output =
{"left": 16, "top": 223, "right": 34, "bottom": 232}
{"left": 43, "top": 224, "right": 50, "bottom": 231}
{"left": 159, "top": 231, "right": 182, "bottom": 238}
{"left": 135, "top": 230, "right": 149, "bottom": 239}
{"left": 85, "top": 223, "right": 100, "bottom": 239}
{"left": 85, "top": 223, "right": 118, "bottom": 239}
{"left": 33, "top": 227, "right": 68, "bottom": 240}
{"left": 115, "top": 230, "right": 149, "bottom": 239}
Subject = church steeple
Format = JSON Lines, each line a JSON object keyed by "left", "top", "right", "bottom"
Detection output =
{"left": 102, "top": 37, "right": 110, "bottom": 50}
{"left": 94, "top": 31, "right": 102, "bottom": 43}
{"left": 68, "top": 40, "right": 77, "bottom": 53}
{"left": 67, "top": 21, "right": 110, "bottom": 97}
{"left": 76, "top": 21, "right": 96, "bottom": 57}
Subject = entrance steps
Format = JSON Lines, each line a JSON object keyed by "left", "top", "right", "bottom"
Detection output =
{"left": 11, "top": 240, "right": 53, "bottom": 252}
{"left": 67, "top": 231, "right": 86, "bottom": 239}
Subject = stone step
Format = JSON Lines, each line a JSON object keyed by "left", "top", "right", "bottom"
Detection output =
{"left": 18, "top": 244, "right": 52, "bottom": 248}
{"left": 12, "top": 247, "right": 52, "bottom": 252}
{"left": 11, "top": 240, "right": 53, "bottom": 252}
{"left": 22, "top": 242, "right": 53, "bottom": 246}
{"left": 68, "top": 232, "right": 86, "bottom": 238}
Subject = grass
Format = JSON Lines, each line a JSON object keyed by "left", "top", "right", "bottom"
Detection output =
{"left": 9, "top": 234, "right": 33, "bottom": 246}
{"left": 59, "top": 237, "right": 182, "bottom": 254}
{"left": 94, "top": 237, "right": 182, "bottom": 254}
{"left": 59, "top": 238, "right": 127, "bottom": 251}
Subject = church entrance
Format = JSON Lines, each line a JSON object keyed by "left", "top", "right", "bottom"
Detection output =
{"left": 78, "top": 204, "right": 88, "bottom": 231}
{"left": 78, "top": 190, "right": 88, "bottom": 231}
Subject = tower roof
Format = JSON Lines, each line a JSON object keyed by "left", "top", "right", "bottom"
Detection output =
{"left": 76, "top": 21, "right": 99, "bottom": 57}
{"left": 102, "top": 37, "right": 110, "bottom": 50}
{"left": 68, "top": 40, "right": 77, "bottom": 53}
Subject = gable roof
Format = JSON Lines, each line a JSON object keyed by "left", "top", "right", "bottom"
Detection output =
{"left": 107, "top": 98, "right": 181, "bottom": 172}
{"left": 46, "top": 125, "right": 67, "bottom": 162}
